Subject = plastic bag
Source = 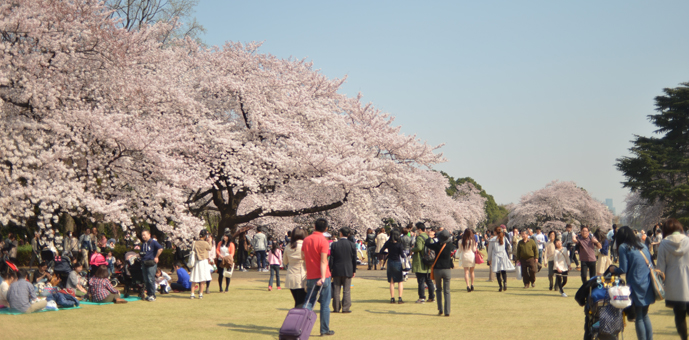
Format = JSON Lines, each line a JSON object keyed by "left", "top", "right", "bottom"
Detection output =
{"left": 608, "top": 285, "right": 632, "bottom": 309}
{"left": 516, "top": 265, "right": 522, "bottom": 280}
{"left": 45, "top": 300, "right": 58, "bottom": 311}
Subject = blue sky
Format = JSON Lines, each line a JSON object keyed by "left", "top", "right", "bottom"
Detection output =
{"left": 194, "top": 1, "right": 689, "bottom": 210}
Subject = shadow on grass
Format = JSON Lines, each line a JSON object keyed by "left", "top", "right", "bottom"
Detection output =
{"left": 218, "top": 322, "right": 280, "bottom": 336}
{"left": 364, "top": 309, "right": 440, "bottom": 317}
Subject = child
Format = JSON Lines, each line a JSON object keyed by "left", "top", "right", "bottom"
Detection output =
{"left": 114, "top": 259, "right": 124, "bottom": 273}
{"left": 105, "top": 252, "right": 116, "bottom": 276}
{"left": 553, "top": 239, "right": 571, "bottom": 297}
{"left": 267, "top": 243, "right": 282, "bottom": 291}
{"left": 155, "top": 268, "right": 171, "bottom": 294}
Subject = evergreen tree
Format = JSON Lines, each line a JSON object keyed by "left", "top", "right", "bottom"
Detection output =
{"left": 617, "top": 82, "right": 689, "bottom": 226}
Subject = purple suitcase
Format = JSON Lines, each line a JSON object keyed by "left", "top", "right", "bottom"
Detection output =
{"left": 279, "top": 287, "right": 321, "bottom": 340}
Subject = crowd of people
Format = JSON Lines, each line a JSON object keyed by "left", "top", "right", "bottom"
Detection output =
{"left": 1, "top": 218, "right": 689, "bottom": 340}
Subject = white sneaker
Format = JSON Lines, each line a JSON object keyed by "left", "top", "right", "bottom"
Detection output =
{"left": 561, "top": 293, "right": 568, "bottom": 297}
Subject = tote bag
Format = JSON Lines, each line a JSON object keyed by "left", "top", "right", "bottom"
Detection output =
{"left": 186, "top": 242, "right": 196, "bottom": 269}
{"left": 640, "top": 250, "right": 665, "bottom": 301}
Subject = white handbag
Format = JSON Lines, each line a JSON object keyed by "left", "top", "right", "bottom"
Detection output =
{"left": 223, "top": 264, "right": 234, "bottom": 278}
{"left": 186, "top": 242, "right": 196, "bottom": 268}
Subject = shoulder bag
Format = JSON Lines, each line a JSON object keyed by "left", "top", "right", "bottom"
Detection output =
{"left": 429, "top": 243, "right": 447, "bottom": 280}
{"left": 639, "top": 250, "right": 665, "bottom": 301}
{"left": 186, "top": 241, "right": 196, "bottom": 269}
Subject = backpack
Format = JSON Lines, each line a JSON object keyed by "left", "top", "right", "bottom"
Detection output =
{"left": 422, "top": 239, "right": 437, "bottom": 267}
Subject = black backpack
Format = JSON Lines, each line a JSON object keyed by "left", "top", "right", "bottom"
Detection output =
{"left": 421, "top": 238, "right": 437, "bottom": 267}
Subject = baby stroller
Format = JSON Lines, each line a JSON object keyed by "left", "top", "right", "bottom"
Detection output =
{"left": 53, "top": 253, "right": 73, "bottom": 288}
{"left": 122, "top": 252, "right": 146, "bottom": 299}
{"left": 575, "top": 273, "right": 631, "bottom": 340}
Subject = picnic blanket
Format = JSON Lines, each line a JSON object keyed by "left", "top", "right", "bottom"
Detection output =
{"left": 0, "top": 306, "right": 81, "bottom": 315}
{"left": 80, "top": 296, "right": 141, "bottom": 305}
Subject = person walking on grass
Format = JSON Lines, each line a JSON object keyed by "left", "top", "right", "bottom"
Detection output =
{"left": 544, "top": 230, "right": 557, "bottom": 291}
{"left": 267, "top": 242, "right": 283, "bottom": 291}
{"left": 608, "top": 226, "right": 656, "bottom": 340}
{"left": 562, "top": 224, "right": 580, "bottom": 271}
{"left": 573, "top": 225, "right": 601, "bottom": 285}
{"left": 140, "top": 230, "right": 163, "bottom": 302}
{"left": 553, "top": 239, "right": 570, "bottom": 297}
{"left": 595, "top": 229, "right": 612, "bottom": 277}
{"left": 533, "top": 227, "right": 546, "bottom": 264}
{"left": 329, "top": 227, "right": 357, "bottom": 313}
{"left": 412, "top": 222, "right": 435, "bottom": 304}
{"left": 216, "top": 230, "right": 235, "bottom": 293}
{"left": 380, "top": 229, "right": 405, "bottom": 304}
{"left": 487, "top": 226, "right": 514, "bottom": 292}
{"left": 517, "top": 229, "right": 538, "bottom": 288}
{"left": 375, "top": 228, "right": 389, "bottom": 270}
{"left": 253, "top": 228, "right": 268, "bottom": 272}
{"left": 366, "top": 228, "right": 378, "bottom": 270}
{"left": 657, "top": 218, "right": 689, "bottom": 340}
{"left": 302, "top": 218, "right": 335, "bottom": 337}
{"left": 189, "top": 230, "right": 212, "bottom": 300}
{"left": 284, "top": 227, "right": 307, "bottom": 308}
{"left": 459, "top": 228, "right": 477, "bottom": 292}
{"left": 426, "top": 229, "right": 455, "bottom": 316}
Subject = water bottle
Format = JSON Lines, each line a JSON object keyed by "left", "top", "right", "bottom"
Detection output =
{"left": 596, "top": 276, "right": 602, "bottom": 285}
{"left": 614, "top": 277, "right": 620, "bottom": 286}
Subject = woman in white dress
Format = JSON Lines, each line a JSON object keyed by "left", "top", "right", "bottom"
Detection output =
{"left": 458, "top": 229, "right": 477, "bottom": 292}
{"left": 487, "top": 226, "right": 515, "bottom": 292}
{"left": 190, "top": 230, "right": 212, "bottom": 299}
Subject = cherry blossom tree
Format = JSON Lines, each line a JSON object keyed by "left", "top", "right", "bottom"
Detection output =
{"left": 177, "top": 42, "right": 447, "bottom": 240}
{"left": 622, "top": 191, "right": 665, "bottom": 230}
{"left": 0, "top": 0, "right": 454, "bottom": 245}
{"left": 0, "top": 0, "right": 205, "bottom": 240}
{"left": 507, "top": 181, "right": 613, "bottom": 232}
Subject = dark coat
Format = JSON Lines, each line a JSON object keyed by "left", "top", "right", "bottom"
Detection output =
{"left": 329, "top": 238, "right": 357, "bottom": 278}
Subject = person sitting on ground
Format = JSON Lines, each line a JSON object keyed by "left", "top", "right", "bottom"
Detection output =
{"left": 0, "top": 269, "right": 17, "bottom": 307}
{"left": 169, "top": 262, "right": 191, "bottom": 292}
{"left": 87, "top": 265, "right": 127, "bottom": 303}
{"left": 32, "top": 262, "right": 52, "bottom": 284}
{"left": 7, "top": 269, "right": 47, "bottom": 313}
{"left": 155, "top": 268, "right": 171, "bottom": 294}
{"left": 65, "top": 263, "right": 88, "bottom": 296}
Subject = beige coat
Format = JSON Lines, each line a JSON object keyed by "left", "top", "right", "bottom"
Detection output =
{"left": 284, "top": 240, "right": 306, "bottom": 290}
{"left": 375, "top": 233, "right": 388, "bottom": 253}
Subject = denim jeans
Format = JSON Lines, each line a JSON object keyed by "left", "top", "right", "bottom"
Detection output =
{"left": 415, "top": 273, "right": 434, "bottom": 300}
{"left": 256, "top": 250, "right": 267, "bottom": 270}
{"left": 305, "top": 277, "right": 332, "bottom": 334}
{"left": 367, "top": 248, "right": 378, "bottom": 269}
{"left": 634, "top": 305, "right": 653, "bottom": 340}
{"left": 143, "top": 263, "right": 157, "bottom": 298}
{"left": 268, "top": 265, "right": 280, "bottom": 287}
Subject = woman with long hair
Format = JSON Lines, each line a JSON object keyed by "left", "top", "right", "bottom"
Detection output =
{"left": 657, "top": 218, "right": 689, "bottom": 340}
{"left": 487, "top": 226, "right": 515, "bottom": 292}
{"left": 459, "top": 229, "right": 477, "bottom": 292}
{"left": 284, "top": 227, "right": 307, "bottom": 307}
{"left": 544, "top": 230, "right": 557, "bottom": 290}
{"left": 609, "top": 226, "right": 656, "bottom": 340}
{"left": 380, "top": 228, "right": 405, "bottom": 304}
{"left": 189, "top": 230, "right": 212, "bottom": 299}
{"left": 215, "top": 232, "right": 235, "bottom": 292}
{"left": 595, "top": 229, "right": 612, "bottom": 276}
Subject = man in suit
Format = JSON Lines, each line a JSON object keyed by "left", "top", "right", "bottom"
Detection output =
{"left": 329, "top": 227, "right": 357, "bottom": 313}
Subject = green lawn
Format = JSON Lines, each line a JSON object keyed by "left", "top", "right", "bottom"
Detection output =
{"left": 0, "top": 269, "right": 680, "bottom": 340}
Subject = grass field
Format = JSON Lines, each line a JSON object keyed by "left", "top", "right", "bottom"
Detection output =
{"left": 0, "top": 267, "right": 680, "bottom": 340}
